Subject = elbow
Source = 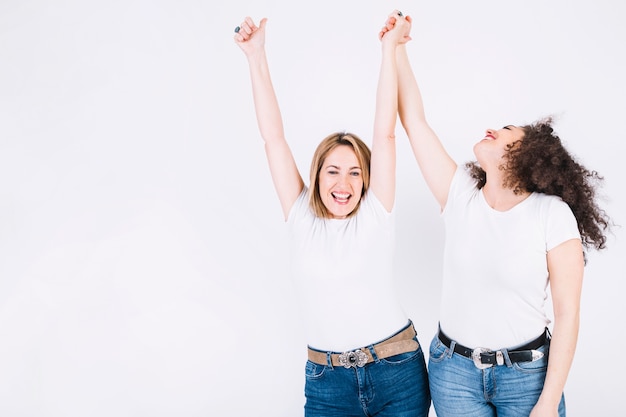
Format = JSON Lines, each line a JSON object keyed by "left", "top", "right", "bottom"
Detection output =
{"left": 373, "top": 128, "right": 397, "bottom": 143}
{"left": 553, "top": 308, "right": 580, "bottom": 329}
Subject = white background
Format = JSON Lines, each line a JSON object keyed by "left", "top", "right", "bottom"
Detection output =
{"left": 0, "top": 0, "right": 624, "bottom": 416}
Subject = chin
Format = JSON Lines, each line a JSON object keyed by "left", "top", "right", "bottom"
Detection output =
{"left": 334, "top": 206, "right": 358, "bottom": 219}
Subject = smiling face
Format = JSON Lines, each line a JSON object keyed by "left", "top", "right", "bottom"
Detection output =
{"left": 318, "top": 145, "right": 364, "bottom": 219}
{"left": 309, "top": 132, "right": 371, "bottom": 219}
{"left": 473, "top": 125, "right": 526, "bottom": 169}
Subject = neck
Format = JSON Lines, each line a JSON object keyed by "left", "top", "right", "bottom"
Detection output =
{"left": 482, "top": 182, "right": 530, "bottom": 212}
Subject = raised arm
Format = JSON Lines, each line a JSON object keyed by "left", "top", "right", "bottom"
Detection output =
{"left": 234, "top": 17, "right": 304, "bottom": 219}
{"left": 394, "top": 16, "right": 457, "bottom": 210}
{"left": 369, "top": 10, "right": 407, "bottom": 212}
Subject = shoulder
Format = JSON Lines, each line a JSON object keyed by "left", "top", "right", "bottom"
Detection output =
{"left": 530, "top": 193, "right": 580, "bottom": 248}
{"left": 531, "top": 193, "right": 574, "bottom": 216}
{"left": 445, "top": 166, "right": 480, "bottom": 210}
{"left": 452, "top": 166, "right": 479, "bottom": 193}
{"left": 359, "top": 191, "right": 393, "bottom": 217}
{"left": 286, "top": 187, "right": 312, "bottom": 223}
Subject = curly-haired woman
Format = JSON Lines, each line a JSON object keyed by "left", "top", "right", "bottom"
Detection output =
{"left": 381, "top": 12, "right": 611, "bottom": 417}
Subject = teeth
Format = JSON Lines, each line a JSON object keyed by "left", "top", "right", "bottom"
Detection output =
{"left": 332, "top": 192, "right": 350, "bottom": 201}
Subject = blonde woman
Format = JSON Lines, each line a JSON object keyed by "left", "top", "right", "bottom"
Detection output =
{"left": 234, "top": 11, "right": 430, "bottom": 417}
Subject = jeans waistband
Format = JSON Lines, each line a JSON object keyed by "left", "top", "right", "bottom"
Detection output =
{"left": 308, "top": 321, "right": 419, "bottom": 368}
{"left": 438, "top": 326, "right": 548, "bottom": 369}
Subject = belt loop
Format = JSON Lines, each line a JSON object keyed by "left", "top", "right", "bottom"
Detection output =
{"left": 326, "top": 352, "right": 333, "bottom": 369}
{"left": 447, "top": 340, "right": 456, "bottom": 359}
{"left": 438, "top": 324, "right": 455, "bottom": 359}
{"left": 367, "top": 344, "right": 379, "bottom": 363}
{"left": 500, "top": 349, "right": 512, "bottom": 367}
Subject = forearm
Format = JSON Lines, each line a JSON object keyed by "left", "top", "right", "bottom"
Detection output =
{"left": 536, "top": 314, "right": 579, "bottom": 410}
{"left": 373, "top": 43, "right": 398, "bottom": 139}
{"left": 247, "top": 49, "right": 286, "bottom": 145}
{"left": 396, "top": 45, "right": 427, "bottom": 134}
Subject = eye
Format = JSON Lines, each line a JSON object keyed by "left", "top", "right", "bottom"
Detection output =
{"left": 327, "top": 170, "right": 338, "bottom": 175}
{"left": 350, "top": 171, "right": 361, "bottom": 177}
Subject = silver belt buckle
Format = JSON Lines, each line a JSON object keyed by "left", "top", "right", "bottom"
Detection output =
{"left": 471, "top": 347, "right": 493, "bottom": 369}
{"left": 531, "top": 350, "right": 544, "bottom": 361}
{"left": 338, "top": 349, "right": 368, "bottom": 368}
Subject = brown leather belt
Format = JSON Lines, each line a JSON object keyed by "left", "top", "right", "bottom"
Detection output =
{"left": 307, "top": 324, "right": 419, "bottom": 368}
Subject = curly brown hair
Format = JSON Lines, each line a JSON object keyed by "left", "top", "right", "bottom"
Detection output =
{"left": 465, "top": 117, "right": 610, "bottom": 255}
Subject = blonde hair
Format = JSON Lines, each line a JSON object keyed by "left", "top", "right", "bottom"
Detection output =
{"left": 308, "top": 132, "right": 371, "bottom": 219}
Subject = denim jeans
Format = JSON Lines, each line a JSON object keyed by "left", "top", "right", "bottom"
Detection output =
{"left": 304, "top": 323, "right": 430, "bottom": 417}
{"left": 428, "top": 333, "right": 566, "bottom": 417}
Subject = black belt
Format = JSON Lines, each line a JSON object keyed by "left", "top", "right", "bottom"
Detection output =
{"left": 438, "top": 327, "right": 548, "bottom": 369}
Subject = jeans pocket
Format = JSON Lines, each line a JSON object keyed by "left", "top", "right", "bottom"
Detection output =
{"left": 305, "top": 360, "right": 328, "bottom": 380}
{"left": 512, "top": 346, "right": 549, "bottom": 374}
{"left": 428, "top": 337, "right": 448, "bottom": 364}
{"left": 380, "top": 347, "right": 423, "bottom": 365}
{"left": 512, "top": 357, "right": 548, "bottom": 373}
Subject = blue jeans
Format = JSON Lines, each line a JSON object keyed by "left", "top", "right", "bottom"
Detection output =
{"left": 428, "top": 333, "right": 566, "bottom": 417}
{"left": 304, "top": 323, "right": 430, "bottom": 417}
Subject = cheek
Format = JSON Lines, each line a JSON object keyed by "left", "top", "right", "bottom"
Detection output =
{"left": 318, "top": 177, "right": 331, "bottom": 193}
{"left": 353, "top": 178, "right": 364, "bottom": 190}
{"left": 348, "top": 180, "right": 363, "bottom": 198}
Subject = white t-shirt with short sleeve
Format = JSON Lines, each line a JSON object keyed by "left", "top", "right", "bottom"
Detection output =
{"left": 439, "top": 167, "right": 581, "bottom": 349}
{"left": 287, "top": 188, "right": 408, "bottom": 352}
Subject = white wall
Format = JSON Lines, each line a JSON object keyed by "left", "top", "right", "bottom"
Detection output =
{"left": 0, "top": 0, "right": 624, "bottom": 416}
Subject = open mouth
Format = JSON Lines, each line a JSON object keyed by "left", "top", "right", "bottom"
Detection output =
{"left": 331, "top": 192, "right": 351, "bottom": 204}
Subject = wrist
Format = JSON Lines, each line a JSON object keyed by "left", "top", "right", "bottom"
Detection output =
{"left": 535, "top": 393, "right": 562, "bottom": 411}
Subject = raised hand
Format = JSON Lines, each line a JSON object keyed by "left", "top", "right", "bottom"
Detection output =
{"left": 378, "top": 10, "right": 412, "bottom": 44}
{"left": 233, "top": 16, "right": 268, "bottom": 57}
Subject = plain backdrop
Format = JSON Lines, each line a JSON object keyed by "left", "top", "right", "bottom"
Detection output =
{"left": 0, "top": 0, "right": 624, "bottom": 416}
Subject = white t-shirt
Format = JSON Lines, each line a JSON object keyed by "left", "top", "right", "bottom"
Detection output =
{"left": 439, "top": 168, "right": 581, "bottom": 349}
{"left": 287, "top": 188, "right": 408, "bottom": 352}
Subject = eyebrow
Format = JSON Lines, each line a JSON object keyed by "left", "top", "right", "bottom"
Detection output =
{"left": 325, "top": 165, "right": 361, "bottom": 170}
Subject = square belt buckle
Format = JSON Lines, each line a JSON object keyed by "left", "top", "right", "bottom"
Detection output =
{"left": 471, "top": 347, "right": 493, "bottom": 369}
{"left": 338, "top": 349, "right": 368, "bottom": 368}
